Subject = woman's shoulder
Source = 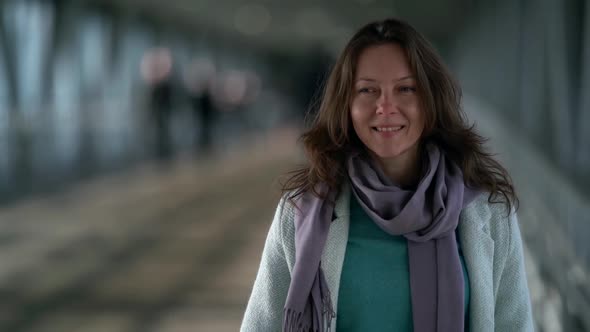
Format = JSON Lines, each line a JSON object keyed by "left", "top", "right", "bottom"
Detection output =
{"left": 462, "top": 191, "right": 519, "bottom": 248}
{"left": 277, "top": 191, "right": 298, "bottom": 218}
{"left": 274, "top": 192, "right": 297, "bottom": 239}
{"left": 268, "top": 192, "right": 298, "bottom": 266}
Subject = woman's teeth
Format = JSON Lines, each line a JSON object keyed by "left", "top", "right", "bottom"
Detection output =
{"left": 375, "top": 126, "right": 403, "bottom": 132}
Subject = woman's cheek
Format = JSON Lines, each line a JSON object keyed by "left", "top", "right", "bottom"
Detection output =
{"left": 355, "top": 96, "right": 375, "bottom": 109}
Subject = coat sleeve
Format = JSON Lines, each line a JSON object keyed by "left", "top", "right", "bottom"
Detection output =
{"left": 240, "top": 198, "right": 292, "bottom": 332}
{"left": 494, "top": 212, "right": 535, "bottom": 331}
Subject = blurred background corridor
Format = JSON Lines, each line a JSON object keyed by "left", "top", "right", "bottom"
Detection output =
{"left": 0, "top": 0, "right": 588, "bottom": 331}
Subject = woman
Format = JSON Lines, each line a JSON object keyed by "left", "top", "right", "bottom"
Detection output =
{"left": 241, "top": 18, "right": 534, "bottom": 332}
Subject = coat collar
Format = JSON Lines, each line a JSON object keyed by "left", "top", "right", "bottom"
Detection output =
{"left": 333, "top": 181, "right": 350, "bottom": 220}
{"left": 320, "top": 182, "right": 350, "bottom": 331}
{"left": 322, "top": 183, "right": 495, "bottom": 332}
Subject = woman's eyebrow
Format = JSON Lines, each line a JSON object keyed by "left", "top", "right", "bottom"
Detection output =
{"left": 356, "top": 78, "right": 377, "bottom": 83}
{"left": 395, "top": 75, "right": 415, "bottom": 82}
{"left": 355, "top": 75, "right": 415, "bottom": 83}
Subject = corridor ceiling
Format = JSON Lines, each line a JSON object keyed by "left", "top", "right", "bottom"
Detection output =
{"left": 83, "top": 0, "right": 475, "bottom": 54}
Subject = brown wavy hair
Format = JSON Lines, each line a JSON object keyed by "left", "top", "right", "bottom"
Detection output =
{"left": 282, "top": 18, "right": 518, "bottom": 213}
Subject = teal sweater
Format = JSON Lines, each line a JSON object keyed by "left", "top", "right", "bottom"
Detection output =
{"left": 336, "top": 194, "right": 469, "bottom": 331}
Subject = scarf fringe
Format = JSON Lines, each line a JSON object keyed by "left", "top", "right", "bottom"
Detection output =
{"left": 283, "top": 309, "right": 305, "bottom": 332}
{"left": 283, "top": 305, "right": 335, "bottom": 332}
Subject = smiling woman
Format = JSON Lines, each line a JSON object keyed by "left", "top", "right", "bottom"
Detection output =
{"left": 241, "top": 18, "right": 534, "bottom": 332}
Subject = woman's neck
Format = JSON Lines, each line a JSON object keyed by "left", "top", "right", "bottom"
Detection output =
{"left": 373, "top": 146, "right": 423, "bottom": 189}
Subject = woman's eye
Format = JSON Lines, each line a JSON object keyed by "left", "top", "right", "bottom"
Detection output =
{"left": 358, "top": 87, "right": 376, "bottom": 94}
{"left": 399, "top": 86, "right": 417, "bottom": 93}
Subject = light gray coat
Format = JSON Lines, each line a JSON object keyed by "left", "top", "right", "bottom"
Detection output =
{"left": 241, "top": 183, "right": 534, "bottom": 331}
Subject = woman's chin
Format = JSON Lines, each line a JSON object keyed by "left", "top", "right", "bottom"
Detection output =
{"left": 369, "top": 148, "right": 406, "bottom": 160}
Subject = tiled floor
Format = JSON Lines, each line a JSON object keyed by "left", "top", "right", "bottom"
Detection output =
{"left": 0, "top": 131, "right": 299, "bottom": 332}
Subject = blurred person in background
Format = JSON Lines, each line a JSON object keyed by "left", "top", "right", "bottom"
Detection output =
{"left": 241, "top": 18, "right": 533, "bottom": 332}
{"left": 212, "top": 69, "right": 261, "bottom": 143}
{"left": 185, "top": 57, "right": 218, "bottom": 153}
{"left": 141, "top": 47, "right": 175, "bottom": 160}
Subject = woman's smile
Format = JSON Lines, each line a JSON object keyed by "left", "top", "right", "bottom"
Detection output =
{"left": 372, "top": 125, "right": 406, "bottom": 137}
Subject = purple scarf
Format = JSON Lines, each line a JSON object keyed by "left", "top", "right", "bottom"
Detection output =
{"left": 283, "top": 144, "right": 480, "bottom": 332}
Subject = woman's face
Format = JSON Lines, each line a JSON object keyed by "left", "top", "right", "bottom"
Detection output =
{"left": 350, "top": 43, "right": 425, "bottom": 164}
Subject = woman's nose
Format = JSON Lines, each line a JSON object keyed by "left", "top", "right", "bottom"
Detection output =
{"left": 376, "top": 91, "right": 396, "bottom": 114}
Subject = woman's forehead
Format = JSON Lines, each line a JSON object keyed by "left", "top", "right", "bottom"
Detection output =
{"left": 354, "top": 44, "right": 412, "bottom": 79}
